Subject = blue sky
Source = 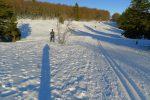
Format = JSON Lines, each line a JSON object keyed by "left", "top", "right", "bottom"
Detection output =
{"left": 38, "top": 0, "right": 131, "bottom": 15}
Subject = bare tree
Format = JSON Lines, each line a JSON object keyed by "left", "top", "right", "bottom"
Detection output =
{"left": 56, "top": 18, "right": 72, "bottom": 44}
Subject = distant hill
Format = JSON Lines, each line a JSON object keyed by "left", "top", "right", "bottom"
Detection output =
{"left": 8, "top": 0, "right": 110, "bottom": 21}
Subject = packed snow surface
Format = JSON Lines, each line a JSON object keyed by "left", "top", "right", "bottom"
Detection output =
{"left": 0, "top": 19, "right": 150, "bottom": 100}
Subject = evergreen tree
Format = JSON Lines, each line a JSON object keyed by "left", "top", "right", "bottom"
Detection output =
{"left": 131, "top": 0, "right": 150, "bottom": 12}
{"left": 58, "top": 16, "right": 64, "bottom": 24}
{"left": 0, "top": 0, "right": 21, "bottom": 42}
{"left": 112, "top": 13, "right": 120, "bottom": 21}
{"left": 118, "top": 0, "right": 150, "bottom": 39}
{"left": 73, "top": 3, "right": 80, "bottom": 21}
{"left": 118, "top": 8, "right": 142, "bottom": 38}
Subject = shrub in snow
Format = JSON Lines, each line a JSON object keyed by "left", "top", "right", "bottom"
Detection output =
{"left": 56, "top": 19, "right": 72, "bottom": 44}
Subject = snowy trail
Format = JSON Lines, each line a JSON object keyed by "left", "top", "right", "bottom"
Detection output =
{"left": 98, "top": 41, "right": 150, "bottom": 99}
{"left": 49, "top": 41, "right": 128, "bottom": 99}
{"left": 81, "top": 21, "right": 150, "bottom": 99}
{"left": 98, "top": 41, "right": 146, "bottom": 100}
{"left": 0, "top": 19, "right": 150, "bottom": 99}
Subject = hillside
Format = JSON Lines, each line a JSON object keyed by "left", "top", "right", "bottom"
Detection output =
{"left": 8, "top": 0, "right": 110, "bottom": 20}
{"left": 0, "top": 19, "right": 150, "bottom": 99}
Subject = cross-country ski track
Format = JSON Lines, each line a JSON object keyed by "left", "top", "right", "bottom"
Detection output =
{"left": 0, "top": 19, "right": 150, "bottom": 99}
{"left": 98, "top": 40, "right": 146, "bottom": 100}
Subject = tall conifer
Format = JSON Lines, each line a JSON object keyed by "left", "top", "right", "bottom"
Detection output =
{"left": 0, "top": 0, "right": 20, "bottom": 42}
{"left": 118, "top": 0, "right": 150, "bottom": 39}
{"left": 73, "top": 3, "right": 80, "bottom": 21}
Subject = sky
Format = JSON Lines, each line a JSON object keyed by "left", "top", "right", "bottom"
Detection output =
{"left": 38, "top": 0, "right": 131, "bottom": 15}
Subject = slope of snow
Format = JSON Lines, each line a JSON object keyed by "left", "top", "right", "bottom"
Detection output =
{"left": 0, "top": 19, "right": 150, "bottom": 100}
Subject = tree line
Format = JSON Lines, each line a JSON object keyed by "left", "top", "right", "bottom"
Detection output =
{"left": 0, "top": 0, "right": 110, "bottom": 42}
{"left": 9, "top": 0, "right": 110, "bottom": 21}
{"left": 117, "top": 0, "right": 150, "bottom": 39}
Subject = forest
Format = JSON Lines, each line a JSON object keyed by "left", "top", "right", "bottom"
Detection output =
{"left": 1, "top": 0, "right": 149, "bottom": 42}
{"left": 9, "top": 0, "right": 110, "bottom": 21}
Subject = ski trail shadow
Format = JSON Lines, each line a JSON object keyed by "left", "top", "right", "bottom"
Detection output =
{"left": 39, "top": 44, "right": 51, "bottom": 100}
{"left": 84, "top": 25, "right": 121, "bottom": 38}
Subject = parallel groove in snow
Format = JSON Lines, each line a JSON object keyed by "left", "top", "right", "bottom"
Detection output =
{"left": 98, "top": 40, "right": 146, "bottom": 100}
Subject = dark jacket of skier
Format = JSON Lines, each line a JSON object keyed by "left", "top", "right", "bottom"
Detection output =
{"left": 50, "top": 29, "right": 55, "bottom": 42}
